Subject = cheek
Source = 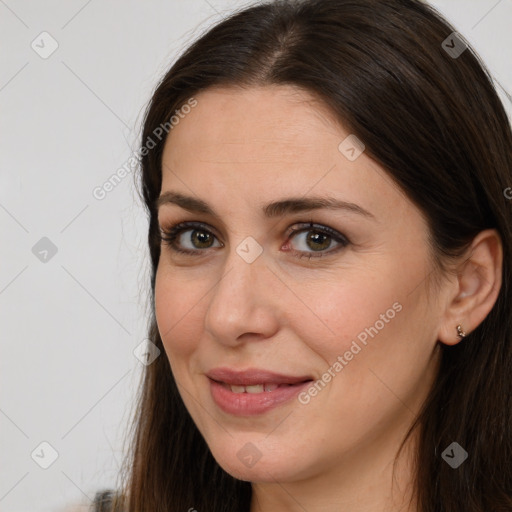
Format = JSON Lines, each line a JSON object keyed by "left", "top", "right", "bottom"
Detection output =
{"left": 290, "top": 286, "right": 428, "bottom": 446}
{"left": 295, "top": 273, "right": 404, "bottom": 362}
{"left": 294, "top": 260, "right": 431, "bottom": 410}
{"left": 303, "top": 268, "right": 434, "bottom": 411}
{"left": 154, "top": 268, "right": 206, "bottom": 359}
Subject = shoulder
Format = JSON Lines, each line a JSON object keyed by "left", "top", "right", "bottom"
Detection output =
{"left": 92, "top": 489, "right": 125, "bottom": 512}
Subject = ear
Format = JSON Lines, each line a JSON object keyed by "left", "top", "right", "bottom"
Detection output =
{"left": 437, "top": 229, "right": 503, "bottom": 346}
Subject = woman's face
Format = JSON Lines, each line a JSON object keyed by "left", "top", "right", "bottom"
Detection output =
{"left": 154, "top": 85, "right": 444, "bottom": 483}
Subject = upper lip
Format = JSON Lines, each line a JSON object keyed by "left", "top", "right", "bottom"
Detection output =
{"left": 206, "top": 367, "right": 313, "bottom": 386}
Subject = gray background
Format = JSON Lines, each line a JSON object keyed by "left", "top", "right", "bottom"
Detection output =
{"left": 1, "top": 1, "right": 511, "bottom": 511}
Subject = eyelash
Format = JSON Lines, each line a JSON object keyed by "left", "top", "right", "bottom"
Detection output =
{"left": 158, "top": 221, "right": 350, "bottom": 260}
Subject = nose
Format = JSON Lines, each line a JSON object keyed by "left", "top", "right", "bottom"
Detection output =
{"left": 203, "top": 245, "right": 280, "bottom": 347}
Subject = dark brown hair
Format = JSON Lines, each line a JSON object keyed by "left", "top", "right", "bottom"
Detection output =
{"left": 93, "top": 0, "right": 512, "bottom": 510}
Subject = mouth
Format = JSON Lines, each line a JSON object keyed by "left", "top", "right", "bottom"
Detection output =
{"left": 206, "top": 366, "right": 313, "bottom": 387}
{"left": 206, "top": 367, "right": 314, "bottom": 416}
{"left": 215, "top": 382, "right": 310, "bottom": 393}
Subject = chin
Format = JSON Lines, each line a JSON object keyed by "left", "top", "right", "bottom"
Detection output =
{"left": 208, "top": 441, "right": 311, "bottom": 483}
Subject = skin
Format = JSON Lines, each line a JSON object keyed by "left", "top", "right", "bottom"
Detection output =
{"left": 154, "top": 85, "right": 502, "bottom": 512}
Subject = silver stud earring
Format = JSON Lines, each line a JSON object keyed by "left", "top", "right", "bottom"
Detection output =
{"left": 456, "top": 324, "right": 466, "bottom": 339}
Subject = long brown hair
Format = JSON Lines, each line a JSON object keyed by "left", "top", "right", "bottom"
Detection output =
{"left": 93, "top": 1, "right": 512, "bottom": 510}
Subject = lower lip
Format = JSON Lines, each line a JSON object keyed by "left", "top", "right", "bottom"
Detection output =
{"left": 208, "top": 378, "right": 312, "bottom": 416}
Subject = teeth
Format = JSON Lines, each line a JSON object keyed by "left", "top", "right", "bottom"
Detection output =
{"left": 245, "top": 384, "right": 264, "bottom": 393}
{"left": 227, "top": 383, "right": 280, "bottom": 393}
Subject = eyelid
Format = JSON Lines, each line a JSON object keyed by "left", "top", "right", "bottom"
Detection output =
{"left": 159, "top": 220, "right": 221, "bottom": 239}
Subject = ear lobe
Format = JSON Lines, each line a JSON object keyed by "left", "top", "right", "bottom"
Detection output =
{"left": 437, "top": 229, "right": 503, "bottom": 346}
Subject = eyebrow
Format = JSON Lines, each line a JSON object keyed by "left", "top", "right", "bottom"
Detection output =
{"left": 156, "top": 191, "right": 376, "bottom": 220}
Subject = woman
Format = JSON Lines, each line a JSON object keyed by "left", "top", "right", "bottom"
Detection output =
{"left": 93, "top": 0, "right": 512, "bottom": 510}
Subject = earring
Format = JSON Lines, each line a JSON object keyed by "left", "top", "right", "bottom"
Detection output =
{"left": 456, "top": 324, "right": 466, "bottom": 339}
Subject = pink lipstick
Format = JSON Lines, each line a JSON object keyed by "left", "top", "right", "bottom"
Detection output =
{"left": 207, "top": 367, "right": 313, "bottom": 416}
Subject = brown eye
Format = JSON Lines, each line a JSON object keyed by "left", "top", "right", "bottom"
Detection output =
{"left": 159, "top": 222, "right": 222, "bottom": 255}
{"left": 185, "top": 229, "right": 215, "bottom": 249}
{"left": 286, "top": 223, "right": 350, "bottom": 259}
{"left": 159, "top": 221, "right": 349, "bottom": 259}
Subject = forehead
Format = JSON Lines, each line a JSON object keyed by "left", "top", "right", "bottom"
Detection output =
{"left": 159, "top": 85, "right": 408, "bottom": 222}
{"left": 163, "top": 85, "right": 344, "bottom": 160}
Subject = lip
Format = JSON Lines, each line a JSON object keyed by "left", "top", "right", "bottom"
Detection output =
{"left": 206, "top": 367, "right": 313, "bottom": 386}
{"left": 206, "top": 367, "right": 313, "bottom": 416}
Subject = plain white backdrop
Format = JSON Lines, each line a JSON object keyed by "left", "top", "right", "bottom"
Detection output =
{"left": 1, "top": 1, "right": 511, "bottom": 511}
